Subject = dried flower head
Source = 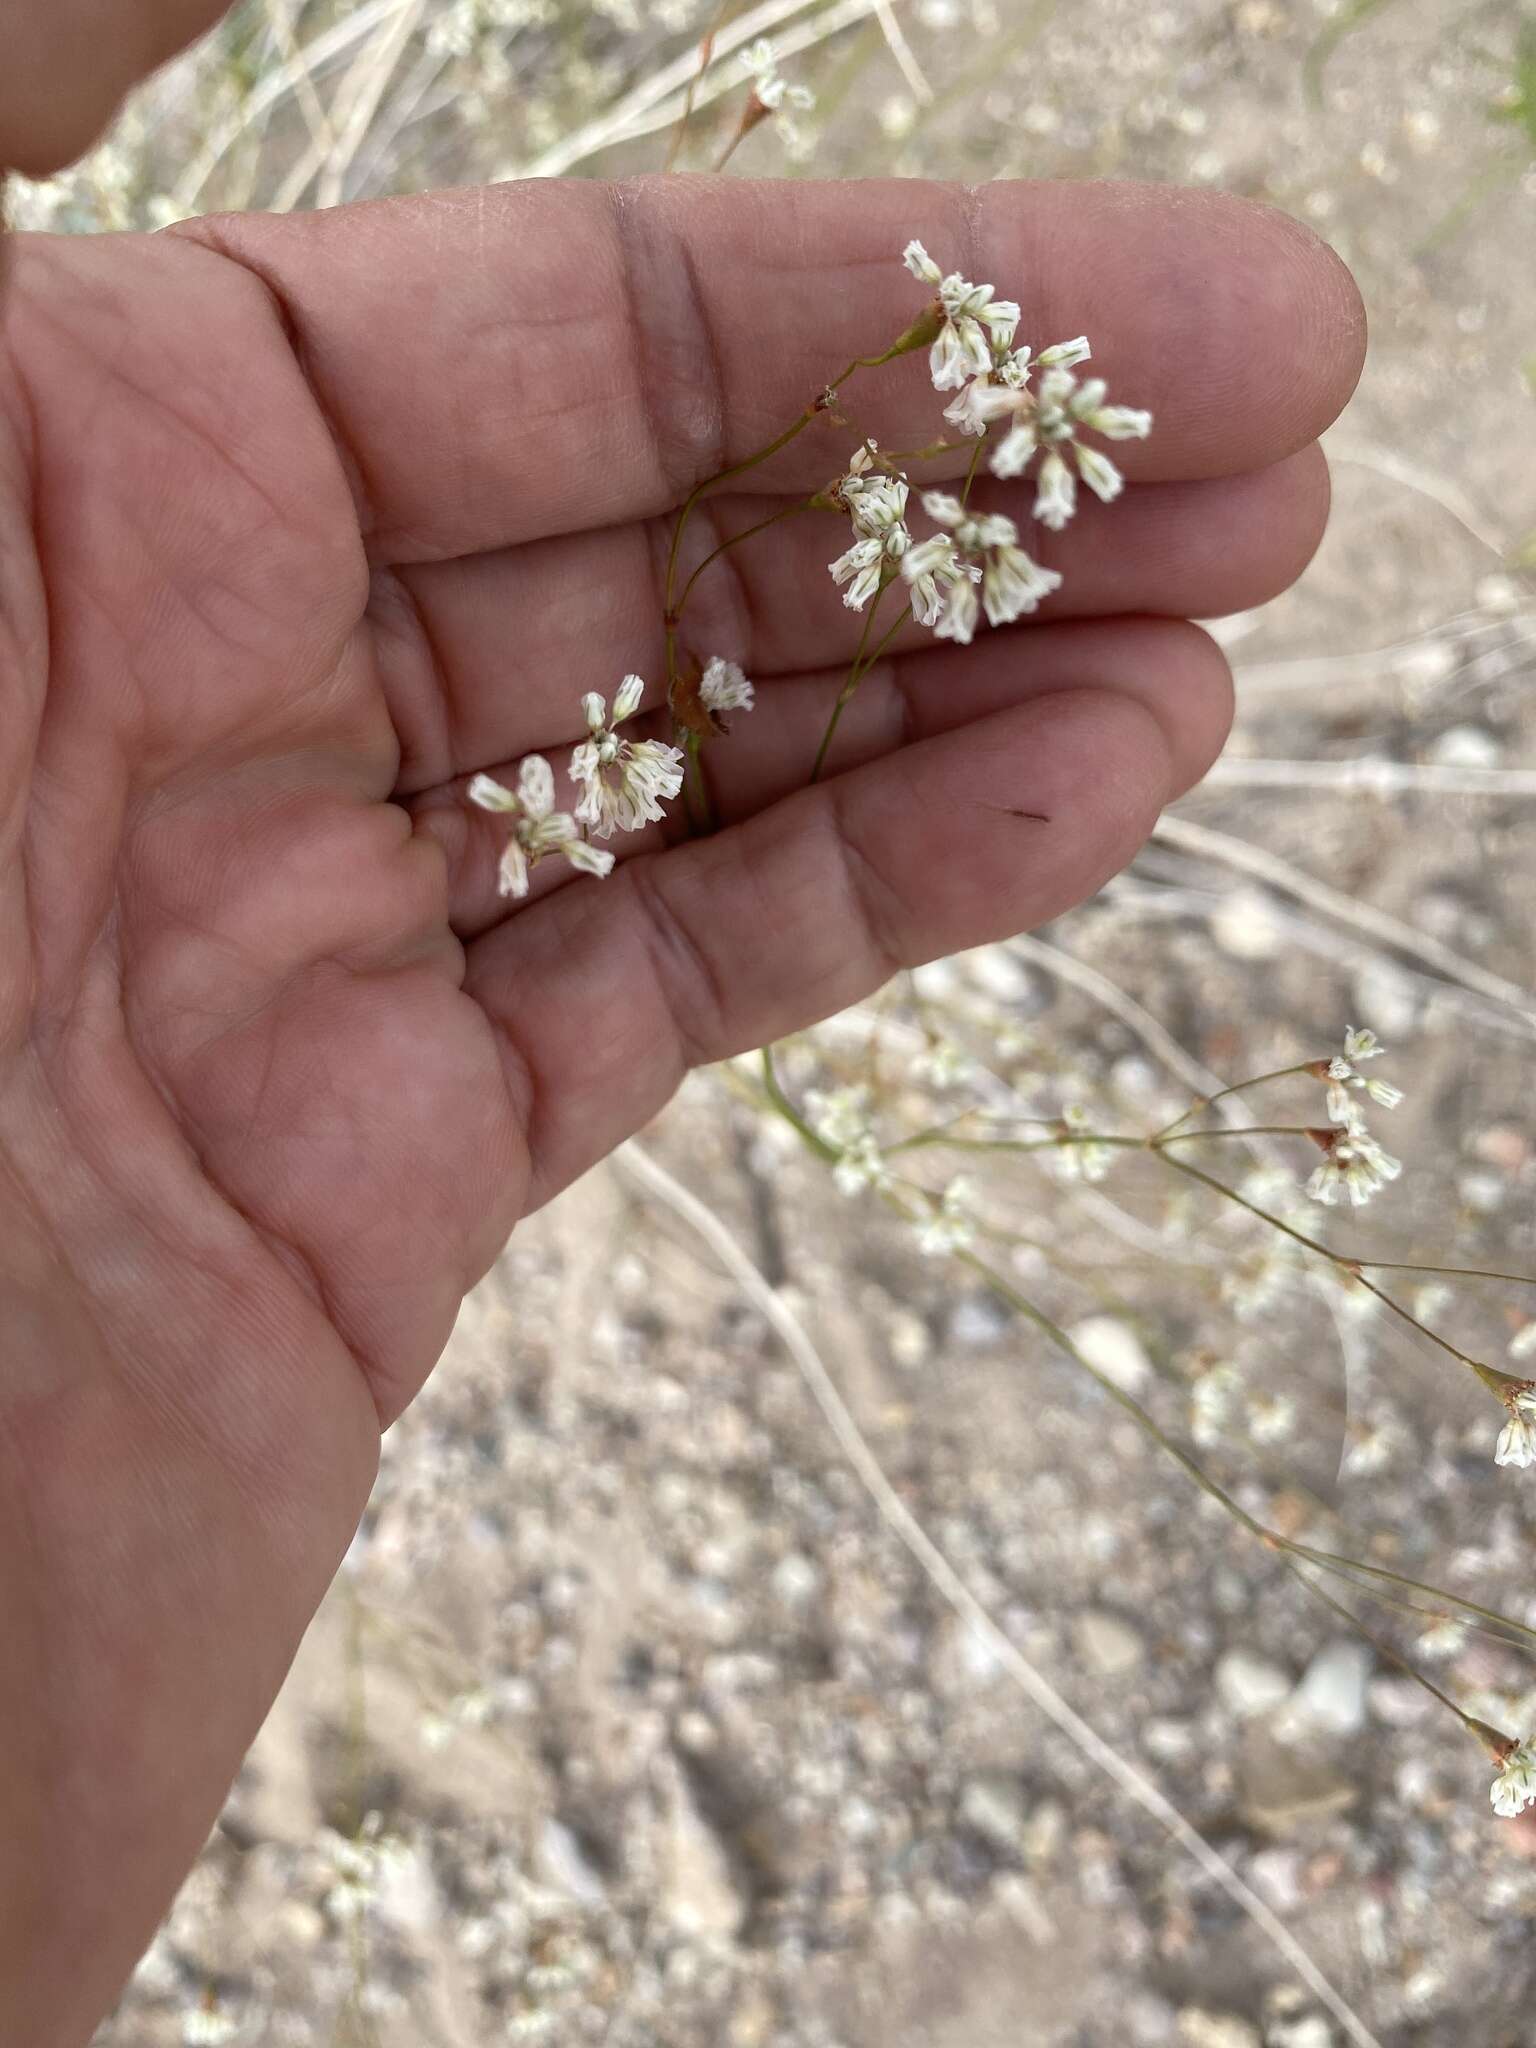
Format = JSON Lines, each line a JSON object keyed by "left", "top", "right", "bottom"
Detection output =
{"left": 1305, "top": 1127, "right": 1403, "bottom": 1208}
{"left": 915, "top": 1178, "right": 977, "bottom": 1257}
{"left": 902, "top": 241, "right": 1021, "bottom": 392}
{"left": 989, "top": 364, "right": 1153, "bottom": 520}
{"left": 699, "top": 656, "right": 755, "bottom": 718}
{"left": 1494, "top": 1387, "right": 1536, "bottom": 1470}
{"left": 1322, "top": 1026, "right": 1404, "bottom": 1127}
{"left": 570, "top": 680, "right": 686, "bottom": 838}
{"left": 1052, "top": 1103, "right": 1115, "bottom": 1183}
{"left": 1491, "top": 1737, "right": 1536, "bottom": 1818}
{"left": 744, "top": 37, "right": 816, "bottom": 116}
{"left": 468, "top": 756, "right": 616, "bottom": 899}
{"left": 828, "top": 445, "right": 915, "bottom": 611}
{"left": 905, "top": 491, "right": 1061, "bottom": 642}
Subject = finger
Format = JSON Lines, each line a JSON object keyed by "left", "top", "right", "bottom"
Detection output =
{"left": 375, "top": 449, "right": 1322, "bottom": 790}
{"left": 466, "top": 682, "right": 1183, "bottom": 1208}
{"left": 425, "top": 616, "right": 1232, "bottom": 941}
{"left": 0, "top": 0, "right": 229, "bottom": 175}
{"left": 181, "top": 177, "right": 1365, "bottom": 563}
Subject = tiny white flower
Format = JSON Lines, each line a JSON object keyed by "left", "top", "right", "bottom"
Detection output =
{"left": 828, "top": 447, "right": 915, "bottom": 610}
{"left": 804, "top": 1086, "right": 891, "bottom": 1197}
{"left": 468, "top": 756, "right": 616, "bottom": 899}
{"left": 1494, "top": 1391, "right": 1536, "bottom": 1470}
{"left": 902, "top": 240, "right": 1021, "bottom": 391}
{"left": 832, "top": 1134, "right": 891, "bottom": 1198}
{"left": 1340, "top": 1418, "right": 1397, "bottom": 1476}
{"left": 912, "top": 1038, "right": 973, "bottom": 1089}
{"left": 1491, "top": 1739, "right": 1536, "bottom": 1818}
{"left": 901, "top": 533, "right": 979, "bottom": 632}
{"left": 1324, "top": 1030, "right": 1404, "bottom": 1124}
{"left": 806, "top": 1085, "right": 874, "bottom": 1150}
{"left": 1032, "top": 448, "right": 1076, "bottom": 532}
{"left": 699, "top": 656, "right": 754, "bottom": 717}
{"left": 830, "top": 534, "right": 890, "bottom": 612}
{"left": 903, "top": 239, "right": 943, "bottom": 286}
{"left": 910, "top": 492, "right": 1061, "bottom": 640}
{"left": 1037, "top": 335, "right": 1092, "bottom": 369}
{"left": 1053, "top": 1102, "right": 1114, "bottom": 1183}
{"left": 1306, "top": 1129, "right": 1403, "bottom": 1208}
{"left": 743, "top": 37, "right": 815, "bottom": 115}
{"left": 1247, "top": 1391, "right": 1297, "bottom": 1445}
{"left": 570, "top": 683, "right": 685, "bottom": 839}
{"left": 1510, "top": 1322, "right": 1536, "bottom": 1362}
{"left": 988, "top": 362, "right": 1152, "bottom": 503}
{"left": 1190, "top": 1363, "right": 1239, "bottom": 1449}
{"left": 915, "top": 1179, "right": 977, "bottom": 1257}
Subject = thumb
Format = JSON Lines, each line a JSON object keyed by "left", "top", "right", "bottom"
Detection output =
{"left": 0, "top": 0, "right": 232, "bottom": 177}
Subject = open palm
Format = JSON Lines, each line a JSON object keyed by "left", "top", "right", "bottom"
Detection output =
{"left": 0, "top": 174, "right": 1362, "bottom": 2040}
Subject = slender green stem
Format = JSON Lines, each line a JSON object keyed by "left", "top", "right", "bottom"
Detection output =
{"left": 958, "top": 433, "right": 987, "bottom": 506}
{"left": 1155, "top": 1151, "right": 1495, "bottom": 1385}
{"left": 903, "top": 1131, "right": 1144, "bottom": 1157}
{"left": 752, "top": 1062, "right": 1536, "bottom": 1728}
{"left": 1291, "top": 1543, "right": 1536, "bottom": 1654}
{"left": 1356, "top": 1259, "right": 1536, "bottom": 1288}
{"left": 1153, "top": 1063, "right": 1318, "bottom": 1142}
{"left": 675, "top": 499, "right": 818, "bottom": 618}
{"left": 810, "top": 596, "right": 915, "bottom": 784}
{"left": 662, "top": 343, "right": 928, "bottom": 696}
{"left": 760, "top": 1046, "right": 835, "bottom": 1161}
{"left": 809, "top": 587, "right": 884, "bottom": 783}
{"left": 1157, "top": 1125, "right": 1319, "bottom": 1146}
{"left": 1278, "top": 1561, "right": 1474, "bottom": 1729}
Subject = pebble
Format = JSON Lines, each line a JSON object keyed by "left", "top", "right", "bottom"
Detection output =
{"left": 1214, "top": 1649, "right": 1292, "bottom": 1720}
{"left": 958, "top": 1770, "right": 1031, "bottom": 1851}
{"left": 1288, "top": 1639, "right": 1374, "bottom": 1737}
{"left": 1073, "top": 1610, "right": 1146, "bottom": 1677}
{"left": 1178, "top": 2012, "right": 1260, "bottom": 2048}
{"left": 1068, "top": 1315, "right": 1153, "bottom": 1396}
{"left": 1427, "top": 723, "right": 1502, "bottom": 768}
{"left": 657, "top": 1763, "right": 747, "bottom": 1938}
{"left": 536, "top": 1817, "right": 607, "bottom": 1904}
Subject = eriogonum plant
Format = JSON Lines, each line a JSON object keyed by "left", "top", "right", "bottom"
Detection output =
{"left": 463, "top": 232, "right": 1536, "bottom": 1828}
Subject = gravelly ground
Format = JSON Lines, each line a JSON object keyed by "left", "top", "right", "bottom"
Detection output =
{"left": 73, "top": 2, "right": 1536, "bottom": 2044}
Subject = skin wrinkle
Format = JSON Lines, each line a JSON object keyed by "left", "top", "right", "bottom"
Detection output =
{"left": 608, "top": 179, "right": 730, "bottom": 511}
{"left": 168, "top": 217, "right": 387, "bottom": 550}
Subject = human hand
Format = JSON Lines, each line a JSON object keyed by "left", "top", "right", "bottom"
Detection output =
{"left": 0, "top": 174, "right": 1362, "bottom": 2040}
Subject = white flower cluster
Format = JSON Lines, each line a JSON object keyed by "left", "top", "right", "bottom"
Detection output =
{"left": 1491, "top": 1737, "right": 1536, "bottom": 1819}
{"left": 1052, "top": 1103, "right": 1116, "bottom": 1184}
{"left": 915, "top": 1178, "right": 976, "bottom": 1257}
{"left": 469, "top": 662, "right": 751, "bottom": 898}
{"left": 742, "top": 37, "right": 815, "bottom": 151}
{"left": 805, "top": 1086, "right": 892, "bottom": 1198}
{"left": 822, "top": 242, "right": 1151, "bottom": 646}
{"left": 1306, "top": 1028, "right": 1403, "bottom": 1209}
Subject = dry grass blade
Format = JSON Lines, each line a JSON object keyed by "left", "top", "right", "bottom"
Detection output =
{"left": 504, "top": 0, "right": 885, "bottom": 178}
{"left": 619, "top": 1137, "right": 1387, "bottom": 2048}
{"left": 1154, "top": 814, "right": 1536, "bottom": 1033}
{"left": 1203, "top": 758, "right": 1536, "bottom": 797}
{"left": 874, "top": 0, "right": 934, "bottom": 103}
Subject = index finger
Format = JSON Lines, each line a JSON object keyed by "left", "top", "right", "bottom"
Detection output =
{"left": 180, "top": 174, "right": 1366, "bottom": 564}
